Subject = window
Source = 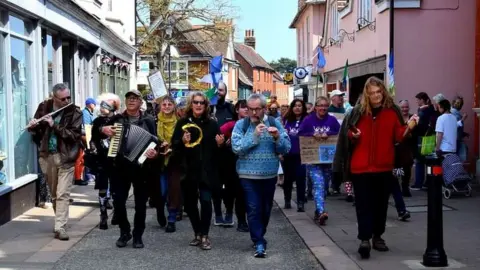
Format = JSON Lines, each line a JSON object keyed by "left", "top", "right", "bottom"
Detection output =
{"left": 164, "top": 60, "right": 188, "bottom": 87}
{"left": 0, "top": 33, "right": 6, "bottom": 185}
{"left": 257, "top": 70, "right": 260, "bottom": 81}
{"left": 0, "top": 12, "right": 35, "bottom": 183}
{"left": 330, "top": 1, "right": 340, "bottom": 39}
{"left": 358, "top": 0, "right": 373, "bottom": 27}
{"left": 108, "top": 0, "right": 113, "bottom": 12}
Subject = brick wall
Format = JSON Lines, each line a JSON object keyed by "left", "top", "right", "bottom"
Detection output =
{"left": 252, "top": 69, "right": 274, "bottom": 93}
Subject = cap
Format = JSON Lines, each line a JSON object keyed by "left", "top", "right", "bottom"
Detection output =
{"left": 125, "top": 89, "right": 142, "bottom": 98}
{"left": 85, "top": 97, "right": 96, "bottom": 106}
{"left": 329, "top": 90, "right": 345, "bottom": 97}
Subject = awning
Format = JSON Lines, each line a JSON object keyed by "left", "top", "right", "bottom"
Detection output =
{"left": 325, "top": 55, "right": 387, "bottom": 83}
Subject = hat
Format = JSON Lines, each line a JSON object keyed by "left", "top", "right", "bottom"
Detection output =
{"left": 125, "top": 89, "right": 142, "bottom": 98}
{"left": 329, "top": 90, "right": 345, "bottom": 97}
{"left": 85, "top": 98, "right": 96, "bottom": 106}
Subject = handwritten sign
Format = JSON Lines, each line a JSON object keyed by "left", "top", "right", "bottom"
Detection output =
{"left": 148, "top": 71, "right": 168, "bottom": 99}
{"left": 299, "top": 136, "right": 338, "bottom": 164}
{"left": 85, "top": 124, "right": 92, "bottom": 149}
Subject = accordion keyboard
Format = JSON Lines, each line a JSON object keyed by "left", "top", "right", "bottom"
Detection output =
{"left": 107, "top": 123, "right": 123, "bottom": 157}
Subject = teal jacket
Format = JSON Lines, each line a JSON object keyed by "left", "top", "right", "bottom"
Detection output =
{"left": 232, "top": 116, "right": 291, "bottom": 180}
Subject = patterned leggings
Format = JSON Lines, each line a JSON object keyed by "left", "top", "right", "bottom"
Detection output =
{"left": 307, "top": 165, "right": 332, "bottom": 213}
{"left": 345, "top": 181, "right": 353, "bottom": 196}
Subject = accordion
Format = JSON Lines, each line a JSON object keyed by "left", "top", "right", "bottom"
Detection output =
{"left": 107, "top": 123, "right": 158, "bottom": 165}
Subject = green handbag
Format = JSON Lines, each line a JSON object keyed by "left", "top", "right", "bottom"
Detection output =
{"left": 420, "top": 135, "right": 436, "bottom": 156}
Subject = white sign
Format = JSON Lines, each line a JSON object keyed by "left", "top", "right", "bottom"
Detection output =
{"left": 148, "top": 71, "right": 168, "bottom": 99}
{"left": 139, "top": 61, "right": 149, "bottom": 76}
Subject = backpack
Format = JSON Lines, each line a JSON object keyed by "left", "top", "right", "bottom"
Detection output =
{"left": 242, "top": 116, "right": 277, "bottom": 133}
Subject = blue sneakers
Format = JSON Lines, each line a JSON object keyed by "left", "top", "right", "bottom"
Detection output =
{"left": 254, "top": 243, "right": 266, "bottom": 258}
{"left": 214, "top": 216, "right": 225, "bottom": 226}
{"left": 223, "top": 213, "right": 234, "bottom": 226}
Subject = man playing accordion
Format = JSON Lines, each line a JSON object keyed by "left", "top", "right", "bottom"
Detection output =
{"left": 100, "top": 89, "right": 162, "bottom": 249}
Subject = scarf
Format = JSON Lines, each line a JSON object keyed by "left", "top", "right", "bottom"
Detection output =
{"left": 157, "top": 112, "right": 177, "bottom": 144}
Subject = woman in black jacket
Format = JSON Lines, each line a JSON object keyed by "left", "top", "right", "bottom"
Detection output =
{"left": 89, "top": 93, "right": 121, "bottom": 230}
{"left": 171, "top": 91, "right": 223, "bottom": 250}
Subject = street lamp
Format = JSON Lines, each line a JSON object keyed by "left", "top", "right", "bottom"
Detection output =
{"left": 165, "top": 23, "right": 173, "bottom": 91}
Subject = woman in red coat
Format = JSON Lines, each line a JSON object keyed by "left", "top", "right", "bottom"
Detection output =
{"left": 335, "top": 77, "right": 418, "bottom": 259}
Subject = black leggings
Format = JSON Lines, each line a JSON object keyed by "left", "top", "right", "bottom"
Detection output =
{"left": 183, "top": 181, "right": 213, "bottom": 236}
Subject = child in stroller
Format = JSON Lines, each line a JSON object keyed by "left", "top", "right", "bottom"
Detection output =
{"left": 441, "top": 153, "right": 472, "bottom": 199}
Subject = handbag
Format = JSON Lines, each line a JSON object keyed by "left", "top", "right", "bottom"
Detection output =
{"left": 419, "top": 124, "right": 436, "bottom": 156}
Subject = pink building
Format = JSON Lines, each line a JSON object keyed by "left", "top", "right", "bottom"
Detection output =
{"left": 291, "top": 0, "right": 477, "bottom": 164}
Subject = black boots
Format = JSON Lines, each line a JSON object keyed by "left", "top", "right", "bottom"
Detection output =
{"left": 116, "top": 231, "right": 132, "bottom": 248}
{"left": 99, "top": 196, "right": 109, "bottom": 230}
{"left": 157, "top": 206, "right": 167, "bottom": 228}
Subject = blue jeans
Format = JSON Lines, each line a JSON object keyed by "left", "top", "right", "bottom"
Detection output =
{"left": 457, "top": 141, "right": 467, "bottom": 162}
{"left": 307, "top": 165, "right": 331, "bottom": 213}
{"left": 241, "top": 177, "right": 277, "bottom": 245}
{"left": 413, "top": 159, "right": 425, "bottom": 188}
{"left": 391, "top": 176, "right": 406, "bottom": 213}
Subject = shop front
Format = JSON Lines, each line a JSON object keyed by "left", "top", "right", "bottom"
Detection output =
{"left": 0, "top": 0, "right": 135, "bottom": 225}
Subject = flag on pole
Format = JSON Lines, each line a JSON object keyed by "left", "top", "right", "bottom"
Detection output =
{"left": 341, "top": 60, "right": 349, "bottom": 91}
{"left": 317, "top": 47, "right": 326, "bottom": 69}
{"left": 388, "top": 51, "right": 395, "bottom": 95}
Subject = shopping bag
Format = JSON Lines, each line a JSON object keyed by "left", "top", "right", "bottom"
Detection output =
{"left": 420, "top": 135, "right": 436, "bottom": 156}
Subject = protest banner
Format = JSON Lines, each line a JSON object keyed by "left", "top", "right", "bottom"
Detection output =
{"left": 299, "top": 135, "right": 338, "bottom": 164}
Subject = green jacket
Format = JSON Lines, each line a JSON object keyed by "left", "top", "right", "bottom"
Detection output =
{"left": 332, "top": 104, "right": 405, "bottom": 182}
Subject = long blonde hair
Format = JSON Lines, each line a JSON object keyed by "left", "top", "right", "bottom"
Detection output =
{"left": 185, "top": 91, "right": 211, "bottom": 118}
{"left": 359, "top": 76, "right": 394, "bottom": 115}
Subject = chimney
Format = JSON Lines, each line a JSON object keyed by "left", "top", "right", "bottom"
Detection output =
{"left": 244, "top": 29, "right": 256, "bottom": 50}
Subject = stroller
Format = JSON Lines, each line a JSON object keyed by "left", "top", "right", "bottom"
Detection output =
{"left": 441, "top": 153, "right": 472, "bottom": 199}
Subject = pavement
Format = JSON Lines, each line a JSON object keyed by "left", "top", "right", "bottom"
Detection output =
{"left": 0, "top": 182, "right": 322, "bottom": 270}
{"left": 1, "top": 180, "right": 479, "bottom": 270}
{"left": 275, "top": 184, "right": 480, "bottom": 270}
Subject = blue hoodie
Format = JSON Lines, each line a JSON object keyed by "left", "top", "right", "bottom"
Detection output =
{"left": 232, "top": 115, "right": 291, "bottom": 180}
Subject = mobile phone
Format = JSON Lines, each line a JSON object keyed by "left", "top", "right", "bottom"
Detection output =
{"left": 349, "top": 125, "right": 358, "bottom": 134}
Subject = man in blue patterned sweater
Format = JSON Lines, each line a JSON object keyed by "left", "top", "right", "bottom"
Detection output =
{"left": 231, "top": 94, "right": 291, "bottom": 258}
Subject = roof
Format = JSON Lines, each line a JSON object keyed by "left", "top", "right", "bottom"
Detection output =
{"left": 238, "top": 68, "right": 253, "bottom": 87}
{"left": 273, "top": 72, "right": 283, "bottom": 82}
{"left": 289, "top": 0, "right": 326, "bottom": 29}
{"left": 234, "top": 43, "right": 273, "bottom": 71}
{"left": 137, "top": 16, "right": 218, "bottom": 57}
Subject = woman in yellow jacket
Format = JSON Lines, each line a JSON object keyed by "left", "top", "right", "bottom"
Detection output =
{"left": 156, "top": 95, "right": 181, "bottom": 232}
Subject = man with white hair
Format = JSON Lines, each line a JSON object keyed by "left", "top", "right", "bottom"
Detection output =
{"left": 328, "top": 90, "right": 346, "bottom": 114}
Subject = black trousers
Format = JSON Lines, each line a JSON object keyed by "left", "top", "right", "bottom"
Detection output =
{"left": 111, "top": 167, "right": 149, "bottom": 237}
{"left": 182, "top": 181, "right": 213, "bottom": 236}
{"left": 351, "top": 172, "right": 391, "bottom": 241}
{"left": 282, "top": 154, "right": 306, "bottom": 203}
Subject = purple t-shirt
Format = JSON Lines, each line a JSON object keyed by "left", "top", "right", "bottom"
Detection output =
{"left": 298, "top": 113, "right": 340, "bottom": 137}
{"left": 284, "top": 118, "right": 303, "bottom": 155}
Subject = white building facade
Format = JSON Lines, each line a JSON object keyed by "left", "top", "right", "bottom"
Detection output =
{"left": 0, "top": 0, "right": 136, "bottom": 224}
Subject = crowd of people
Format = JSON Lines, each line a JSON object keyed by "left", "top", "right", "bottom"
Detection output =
{"left": 27, "top": 76, "right": 468, "bottom": 260}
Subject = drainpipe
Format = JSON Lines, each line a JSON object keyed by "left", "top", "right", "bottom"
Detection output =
{"left": 389, "top": 0, "right": 394, "bottom": 94}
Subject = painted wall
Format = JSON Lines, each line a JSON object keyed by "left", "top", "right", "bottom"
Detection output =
{"left": 395, "top": 0, "right": 476, "bottom": 160}
{"left": 253, "top": 69, "right": 274, "bottom": 93}
{"left": 323, "top": 1, "right": 390, "bottom": 73}
{"left": 295, "top": 4, "right": 326, "bottom": 67}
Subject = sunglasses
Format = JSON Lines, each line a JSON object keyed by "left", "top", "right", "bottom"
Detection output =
{"left": 192, "top": 100, "right": 205, "bottom": 105}
{"left": 55, "top": 95, "right": 71, "bottom": 102}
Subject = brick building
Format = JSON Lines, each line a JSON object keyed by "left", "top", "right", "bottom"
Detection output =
{"left": 234, "top": 30, "right": 276, "bottom": 100}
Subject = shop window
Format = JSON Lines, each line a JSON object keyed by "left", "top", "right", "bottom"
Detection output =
{"left": 11, "top": 36, "right": 34, "bottom": 178}
{"left": 0, "top": 33, "right": 6, "bottom": 184}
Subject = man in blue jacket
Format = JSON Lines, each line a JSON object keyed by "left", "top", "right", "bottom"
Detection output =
{"left": 231, "top": 93, "right": 291, "bottom": 258}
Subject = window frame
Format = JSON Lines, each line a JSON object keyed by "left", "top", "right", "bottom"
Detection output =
{"left": 330, "top": 1, "right": 340, "bottom": 40}
{"left": 358, "top": 0, "right": 373, "bottom": 28}
{"left": 164, "top": 59, "right": 188, "bottom": 88}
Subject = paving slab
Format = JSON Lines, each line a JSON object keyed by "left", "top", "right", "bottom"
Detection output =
{"left": 276, "top": 185, "right": 480, "bottom": 270}
{"left": 53, "top": 197, "right": 322, "bottom": 270}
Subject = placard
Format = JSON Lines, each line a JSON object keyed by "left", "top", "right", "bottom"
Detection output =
{"left": 299, "top": 136, "right": 338, "bottom": 164}
{"left": 148, "top": 71, "right": 168, "bottom": 99}
{"left": 84, "top": 124, "right": 92, "bottom": 149}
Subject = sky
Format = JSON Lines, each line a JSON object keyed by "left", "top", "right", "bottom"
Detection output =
{"left": 231, "top": 0, "right": 297, "bottom": 62}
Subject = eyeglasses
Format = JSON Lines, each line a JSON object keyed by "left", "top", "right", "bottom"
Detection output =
{"left": 126, "top": 96, "right": 140, "bottom": 101}
{"left": 55, "top": 95, "right": 71, "bottom": 102}
{"left": 248, "top": 107, "right": 263, "bottom": 113}
{"left": 192, "top": 100, "right": 205, "bottom": 105}
{"left": 269, "top": 107, "right": 278, "bottom": 111}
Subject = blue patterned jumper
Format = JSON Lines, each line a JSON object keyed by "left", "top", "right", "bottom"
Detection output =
{"left": 231, "top": 116, "right": 291, "bottom": 180}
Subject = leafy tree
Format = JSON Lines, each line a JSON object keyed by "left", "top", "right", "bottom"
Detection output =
{"left": 136, "top": 0, "right": 236, "bottom": 74}
{"left": 269, "top": 58, "right": 297, "bottom": 74}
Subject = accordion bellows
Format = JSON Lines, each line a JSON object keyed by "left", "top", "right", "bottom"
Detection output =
{"left": 108, "top": 123, "right": 158, "bottom": 164}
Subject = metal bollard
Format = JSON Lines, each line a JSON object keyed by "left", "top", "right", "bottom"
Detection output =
{"left": 422, "top": 154, "right": 448, "bottom": 267}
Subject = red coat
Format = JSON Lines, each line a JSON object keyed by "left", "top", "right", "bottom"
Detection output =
{"left": 349, "top": 108, "right": 407, "bottom": 174}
